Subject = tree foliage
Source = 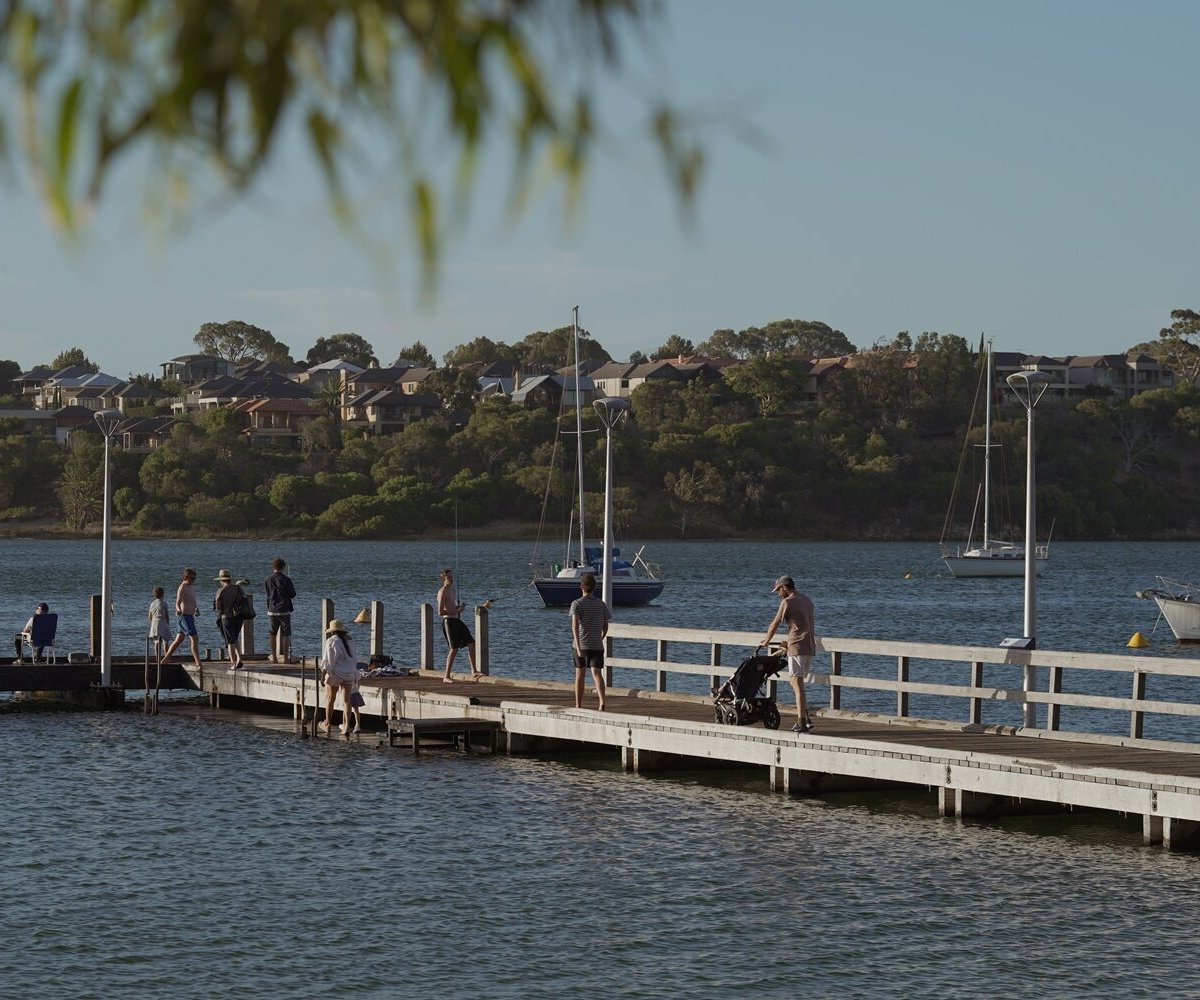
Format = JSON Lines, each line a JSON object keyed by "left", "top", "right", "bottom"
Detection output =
{"left": 194, "top": 320, "right": 287, "bottom": 364}
{"left": 515, "top": 326, "right": 611, "bottom": 367}
{"left": 392, "top": 342, "right": 436, "bottom": 368}
{"left": 306, "top": 333, "right": 378, "bottom": 369}
{"left": 699, "top": 320, "right": 856, "bottom": 359}
{"left": 0, "top": 359, "right": 23, "bottom": 394}
{"left": 1158, "top": 308, "right": 1200, "bottom": 384}
{"left": 49, "top": 347, "right": 99, "bottom": 372}
{"left": 443, "top": 337, "right": 520, "bottom": 368}
{"left": 1, "top": 0, "right": 702, "bottom": 285}
{"left": 652, "top": 335, "right": 695, "bottom": 360}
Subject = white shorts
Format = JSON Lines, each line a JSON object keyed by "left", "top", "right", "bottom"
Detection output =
{"left": 787, "top": 654, "right": 812, "bottom": 678}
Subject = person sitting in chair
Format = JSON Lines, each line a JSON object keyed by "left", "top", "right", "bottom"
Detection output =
{"left": 15, "top": 602, "right": 50, "bottom": 663}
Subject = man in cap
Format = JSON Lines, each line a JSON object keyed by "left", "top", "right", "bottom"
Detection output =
{"left": 15, "top": 602, "right": 50, "bottom": 663}
{"left": 762, "top": 576, "right": 816, "bottom": 733}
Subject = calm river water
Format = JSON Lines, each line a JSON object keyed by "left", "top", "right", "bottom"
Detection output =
{"left": 3, "top": 539, "right": 1200, "bottom": 997}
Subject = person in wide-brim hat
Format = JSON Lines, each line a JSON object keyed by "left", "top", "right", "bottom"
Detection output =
{"left": 212, "top": 569, "right": 243, "bottom": 669}
{"left": 320, "top": 619, "right": 358, "bottom": 735}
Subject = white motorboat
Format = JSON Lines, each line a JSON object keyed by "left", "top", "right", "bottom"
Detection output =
{"left": 940, "top": 342, "right": 1050, "bottom": 578}
{"left": 1137, "top": 578, "right": 1200, "bottom": 642}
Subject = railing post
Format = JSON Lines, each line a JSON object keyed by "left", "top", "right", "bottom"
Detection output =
{"left": 710, "top": 642, "right": 722, "bottom": 694}
{"left": 604, "top": 635, "right": 613, "bottom": 688}
{"left": 240, "top": 594, "right": 256, "bottom": 655}
{"left": 420, "top": 603, "right": 434, "bottom": 671}
{"left": 1130, "top": 670, "right": 1146, "bottom": 739}
{"left": 1047, "top": 665, "right": 1063, "bottom": 732}
{"left": 829, "top": 650, "right": 841, "bottom": 711}
{"left": 655, "top": 639, "right": 668, "bottom": 693}
{"left": 90, "top": 594, "right": 102, "bottom": 659}
{"left": 897, "top": 655, "right": 910, "bottom": 718}
{"left": 320, "top": 598, "right": 334, "bottom": 650}
{"left": 969, "top": 660, "right": 984, "bottom": 725}
{"left": 475, "top": 605, "right": 490, "bottom": 676}
{"left": 370, "top": 600, "right": 383, "bottom": 657}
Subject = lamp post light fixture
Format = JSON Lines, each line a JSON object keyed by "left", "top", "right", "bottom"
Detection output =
{"left": 592, "top": 396, "right": 630, "bottom": 610}
{"left": 94, "top": 409, "right": 123, "bottom": 687}
{"left": 1004, "top": 370, "right": 1053, "bottom": 728}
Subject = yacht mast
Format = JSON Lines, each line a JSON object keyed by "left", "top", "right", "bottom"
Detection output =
{"left": 982, "top": 339, "right": 993, "bottom": 551}
{"left": 572, "top": 306, "right": 586, "bottom": 562}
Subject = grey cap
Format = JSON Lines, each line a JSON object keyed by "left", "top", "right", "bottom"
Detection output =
{"left": 771, "top": 576, "right": 794, "bottom": 593}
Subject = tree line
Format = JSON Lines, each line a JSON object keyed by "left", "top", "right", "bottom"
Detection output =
{"left": 2, "top": 322, "right": 1200, "bottom": 541}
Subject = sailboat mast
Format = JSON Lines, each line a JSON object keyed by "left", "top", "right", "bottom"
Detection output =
{"left": 982, "top": 339, "right": 993, "bottom": 551}
{"left": 572, "top": 306, "right": 586, "bottom": 562}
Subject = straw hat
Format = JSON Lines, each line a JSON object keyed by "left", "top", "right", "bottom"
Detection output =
{"left": 215, "top": 569, "right": 233, "bottom": 582}
{"left": 325, "top": 619, "right": 347, "bottom": 636}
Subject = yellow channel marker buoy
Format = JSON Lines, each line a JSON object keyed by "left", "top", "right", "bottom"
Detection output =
{"left": 1127, "top": 631, "right": 1149, "bottom": 648}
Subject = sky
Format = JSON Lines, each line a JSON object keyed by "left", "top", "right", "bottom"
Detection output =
{"left": 1, "top": 0, "right": 1198, "bottom": 378}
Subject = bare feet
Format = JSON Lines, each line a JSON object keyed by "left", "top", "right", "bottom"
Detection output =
{"left": 318, "top": 722, "right": 330, "bottom": 733}
{"left": 472, "top": 672, "right": 484, "bottom": 681}
{"left": 442, "top": 677, "right": 454, "bottom": 684}
{"left": 598, "top": 702, "right": 607, "bottom": 712}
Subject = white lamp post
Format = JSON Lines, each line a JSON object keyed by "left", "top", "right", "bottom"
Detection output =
{"left": 592, "top": 396, "right": 630, "bottom": 610}
{"left": 1005, "top": 370, "right": 1052, "bottom": 727}
{"left": 94, "top": 409, "right": 123, "bottom": 687}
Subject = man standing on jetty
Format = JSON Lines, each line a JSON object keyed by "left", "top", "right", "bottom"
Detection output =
{"left": 438, "top": 568, "right": 481, "bottom": 682}
{"left": 569, "top": 572, "right": 611, "bottom": 711}
{"left": 264, "top": 557, "right": 297, "bottom": 664}
{"left": 162, "top": 567, "right": 202, "bottom": 668}
{"left": 762, "top": 575, "right": 816, "bottom": 734}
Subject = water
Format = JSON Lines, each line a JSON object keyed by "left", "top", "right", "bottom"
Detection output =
{"left": 5, "top": 537, "right": 1198, "bottom": 665}
{"left": 4, "top": 540, "right": 1200, "bottom": 997}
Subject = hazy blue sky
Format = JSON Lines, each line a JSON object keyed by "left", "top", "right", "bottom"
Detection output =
{"left": 2, "top": 0, "right": 1197, "bottom": 377}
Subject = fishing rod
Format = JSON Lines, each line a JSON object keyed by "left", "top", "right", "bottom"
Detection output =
{"left": 450, "top": 502, "right": 495, "bottom": 609}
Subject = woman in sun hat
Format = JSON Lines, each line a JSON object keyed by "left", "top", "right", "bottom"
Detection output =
{"left": 212, "top": 569, "right": 245, "bottom": 669}
{"left": 320, "top": 619, "right": 359, "bottom": 735}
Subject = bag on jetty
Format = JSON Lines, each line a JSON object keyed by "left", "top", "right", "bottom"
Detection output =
{"left": 234, "top": 588, "right": 256, "bottom": 619}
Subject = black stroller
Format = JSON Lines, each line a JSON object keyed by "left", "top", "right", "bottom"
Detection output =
{"left": 713, "top": 646, "right": 785, "bottom": 729}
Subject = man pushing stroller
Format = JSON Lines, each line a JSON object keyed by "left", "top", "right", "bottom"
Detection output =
{"left": 762, "top": 576, "right": 816, "bottom": 734}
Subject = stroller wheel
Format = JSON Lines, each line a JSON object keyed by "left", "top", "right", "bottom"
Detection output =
{"left": 761, "top": 701, "right": 781, "bottom": 730}
{"left": 714, "top": 705, "right": 727, "bottom": 724}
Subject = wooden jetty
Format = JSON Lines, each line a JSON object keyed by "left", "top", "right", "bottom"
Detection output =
{"left": 8, "top": 600, "right": 1200, "bottom": 851}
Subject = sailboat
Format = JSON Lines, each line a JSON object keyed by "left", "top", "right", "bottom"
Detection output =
{"left": 531, "top": 308, "right": 665, "bottom": 607}
{"left": 940, "top": 342, "right": 1050, "bottom": 578}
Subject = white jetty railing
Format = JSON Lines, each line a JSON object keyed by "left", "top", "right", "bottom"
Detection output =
{"left": 604, "top": 623, "right": 1200, "bottom": 747}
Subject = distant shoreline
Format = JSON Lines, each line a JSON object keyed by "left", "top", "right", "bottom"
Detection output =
{"left": 2, "top": 519, "right": 1198, "bottom": 544}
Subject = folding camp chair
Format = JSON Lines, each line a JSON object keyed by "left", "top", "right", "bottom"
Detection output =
{"left": 21, "top": 613, "right": 58, "bottom": 664}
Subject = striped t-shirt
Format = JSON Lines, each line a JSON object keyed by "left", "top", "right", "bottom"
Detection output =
{"left": 569, "top": 594, "right": 612, "bottom": 650}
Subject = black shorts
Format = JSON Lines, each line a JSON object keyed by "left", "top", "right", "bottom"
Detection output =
{"left": 443, "top": 617, "right": 473, "bottom": 649}
{"left": 218, "top": 616, "right": 242, "bottom": 645}
{"left": 574, "top": 649, "right": 604, "bottom": 671}
{"left": 269, "top": 613, "right": 292, "bottom": 637}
